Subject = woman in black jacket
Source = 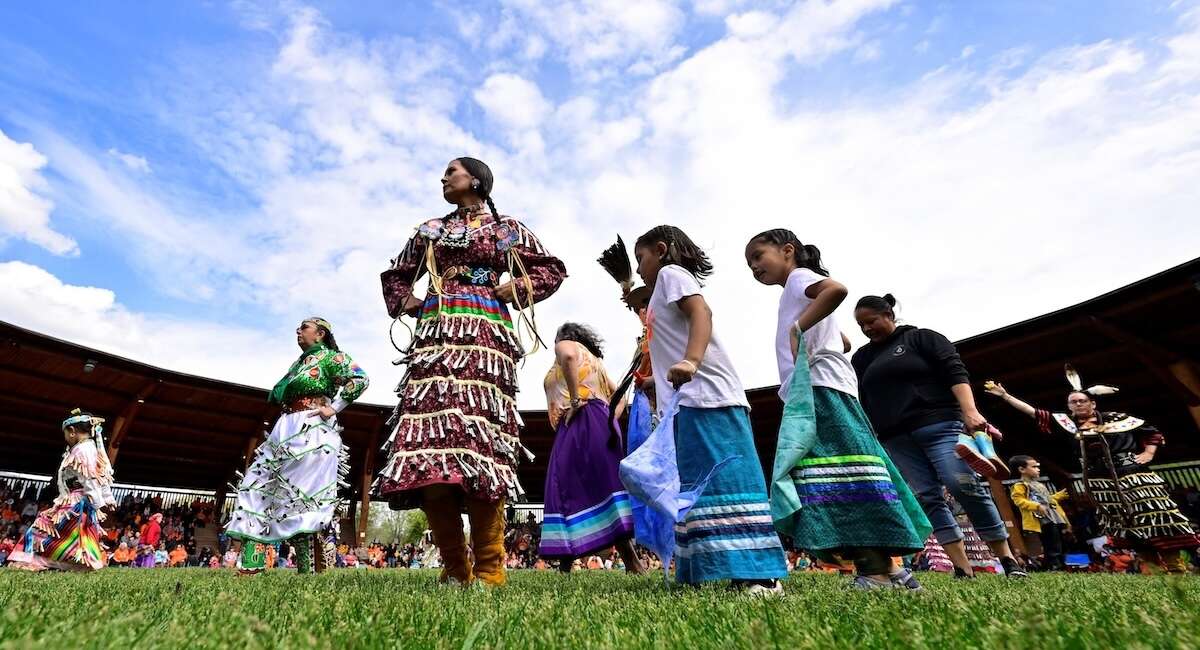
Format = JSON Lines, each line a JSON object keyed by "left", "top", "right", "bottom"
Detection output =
{"left": 852, "top": 294, "right": 1025, "bottom": 578}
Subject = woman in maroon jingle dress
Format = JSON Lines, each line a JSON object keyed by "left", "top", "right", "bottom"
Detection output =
{"left": 377, "top": 157, "right": 566, "bottom": 587}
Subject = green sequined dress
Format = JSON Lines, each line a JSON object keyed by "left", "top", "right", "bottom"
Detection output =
{"left": 225, "top": 343, "right": 369, "bottom": 545}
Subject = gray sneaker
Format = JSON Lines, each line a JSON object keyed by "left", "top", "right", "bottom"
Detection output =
{"left": 849, "top": 575, "right": 897, "bottom": 590}
{"left": 889, "top": 569, "right": 924, "bottom": 591}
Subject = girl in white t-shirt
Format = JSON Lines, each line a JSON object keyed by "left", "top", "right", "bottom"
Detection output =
{"left": 745, "top": 228, "right": 931, "bottom": 590}
{"left": 632, "top": 225, "right": 787, "bottom": 595}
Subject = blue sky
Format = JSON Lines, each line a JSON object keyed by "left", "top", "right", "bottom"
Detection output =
{"left": 2, "top": 0, "right": 1199, "bottom": 406}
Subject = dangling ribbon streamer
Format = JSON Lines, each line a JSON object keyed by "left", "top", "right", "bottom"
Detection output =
{"left": 93, "top": 420, "right": 114, "bottom": 479}
{"left": 506, "top": 250, "right": 546, "bottom": 357}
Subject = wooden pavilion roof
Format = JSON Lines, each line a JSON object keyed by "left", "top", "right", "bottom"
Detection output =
{"left": 3, "top": 256, "right": 1198, "bottom": 503}
{"left": 0, "top": 323, "right": 553, "bottom": 502}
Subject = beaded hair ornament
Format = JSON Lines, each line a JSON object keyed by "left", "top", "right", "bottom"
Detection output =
{"left": 306, "top": 317, "right": 333, "bottom": 332}
{"left": 62, "top": 408, "right": 114, "bottom": 473}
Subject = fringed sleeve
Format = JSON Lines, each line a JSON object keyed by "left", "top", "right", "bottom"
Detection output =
{"left": 498, "top": 218, "right": 567, "bottom": 303}
{"left": 1034, "top": 408, "right": 1055, "bottom": 434}
{"left": 381, "top": 231, "right": 428, "bottom": 318}
{"left": 65, "top": 441, "right": 116, "bottom": 508}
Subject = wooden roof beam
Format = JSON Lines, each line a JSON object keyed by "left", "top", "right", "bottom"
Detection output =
{"left": 956, "top": 282, "right": 1195, "bottom": 357}
{"left": 1086, "top": 315, "right": 1200, "bottom": 407}
{"left": 0, "top": 393, "right": 72, "bottom": 417}
{"left": 0, "top": 364, "right": 129, "bottom": 401}
{"left": 963, "top": 343, "right": 1129, "bottom": 387}
{"left": 107, "top": 380, "right": 161, "bottom": 464}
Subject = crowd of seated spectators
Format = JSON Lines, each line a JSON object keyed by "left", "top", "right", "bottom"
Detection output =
{"left": 0, "top": 484, "right": 219, "bottom": 568}
{"left": 4, "top": 483, "right": 1197, "bottom": 573}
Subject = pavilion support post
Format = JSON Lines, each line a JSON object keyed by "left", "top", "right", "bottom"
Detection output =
{"left": 213, "top": 482, "right": 229, "bottom": 527}
{"left": 355, "top": 418, "right": 382, "bottom": 549}
{"left": 345, "top": 500, "right": 358, "bottom": 546}
{"left": 988, "top": 478, "right": 1025, "bottom": 556}
{"left": 106, "top": 380, "right": 160, "bottom": 465}
{"left": 357, "top": 487, "right": 371, "bottom": 549}
{"left": 1166, "top": 360, "right": 1200, "bottom": 431}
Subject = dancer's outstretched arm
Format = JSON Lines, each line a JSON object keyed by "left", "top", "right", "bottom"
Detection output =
{"left": 983, "top": 381, "right": 1037, "bottom": 418}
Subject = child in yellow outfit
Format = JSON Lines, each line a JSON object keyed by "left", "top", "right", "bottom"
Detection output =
{"left": 1009, "top": 455, "right": 1069, "bottom": 571}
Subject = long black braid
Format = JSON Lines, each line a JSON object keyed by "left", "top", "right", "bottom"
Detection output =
{"left": 457, "top": 157, "right": 501, "bottom": 219}
{"left": 483, "top": 196, "right": 500, "bottom": 220}
{"left": 748, "top": 228, "right": 829, "bottom": 276}
{"left": 635, "top": 225, "right": 714, "bottom": 283}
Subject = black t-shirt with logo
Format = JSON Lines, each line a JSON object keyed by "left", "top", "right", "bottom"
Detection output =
{"left": 850, "top": 325, "right": 970, "bottom": 440}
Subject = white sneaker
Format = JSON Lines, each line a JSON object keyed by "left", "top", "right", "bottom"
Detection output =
{"left": 743, "top": 579, "right": 785, "bottom": 597}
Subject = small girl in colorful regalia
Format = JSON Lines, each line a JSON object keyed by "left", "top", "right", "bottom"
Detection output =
{"left": 631, "top": 225, "right": 788, "bottom": 594}
{"left": 8, "top": 409, "right": 118, "bottom": 571}
{"left": 745, "top": 229, "right": 931, "bottom": 590}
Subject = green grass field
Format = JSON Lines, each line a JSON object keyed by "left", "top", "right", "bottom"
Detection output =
{"left": 2, "top": 569, "right": 1199, "bottom": 649}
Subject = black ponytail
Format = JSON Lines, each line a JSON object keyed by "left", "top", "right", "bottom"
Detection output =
{"left": 854, "top": 293, "right": 897, "bottom": 320}
{"left": 457, "top": 157, "right": 501, "bottom": 219}
{"left": 747, "top": 229, "right": 828, "bottom": 276}
{"left": 635, "top": 225, "right": 714, "bottom": 282}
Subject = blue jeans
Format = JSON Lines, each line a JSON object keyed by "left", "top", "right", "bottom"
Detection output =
{"left": 882, "top": 420, "right": 1008, "bottom": 545}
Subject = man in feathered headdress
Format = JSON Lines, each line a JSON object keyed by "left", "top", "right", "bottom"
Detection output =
{"left": 986, "top": 366, "right": 1200, "bottom": 573}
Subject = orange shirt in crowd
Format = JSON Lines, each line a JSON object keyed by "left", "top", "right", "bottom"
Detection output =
{"left": 169, "top": 546, "right": 188, "bottom": 567}
{"left": 112, "top": 546, "right": 135, "bottom": 563}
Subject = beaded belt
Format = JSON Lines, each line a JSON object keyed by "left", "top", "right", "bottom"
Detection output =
{"left": 282, "top": 395, "right": 330, "bottom": 413}
{"left": 442, "top": 265, "right": 498, "bottom": 286}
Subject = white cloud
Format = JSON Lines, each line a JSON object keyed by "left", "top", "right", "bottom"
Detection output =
{"left": 855, "top": 39, "right": 883, "bottom": 62}
{"left": 0, "top": 128, "right": 78, "bottom": 256}
{"left": 694, "top": 0, "right": 752, "bottom": 15}
{"left": 106, "top": 148, "right": 151, "bottom": 173}
{"left": 496, "top": 0, "right": 688, "bottom": 77}
{"left": 452, "top": 9, "right": 483, "bottom": 41}
{"left": 612, "top": 7, "right": 1200, "bottom": 394}
{"left": 474, "top": 73, "right": 552, "bottom": 131}
{"left": 12, "top": 1, "right": 1200, "bottom": 409}
{"left": 726, "top": 10, "right": 777, "bottom": 37}
{"left": 0, "top": 261, "right": 285, "bottom": 390}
